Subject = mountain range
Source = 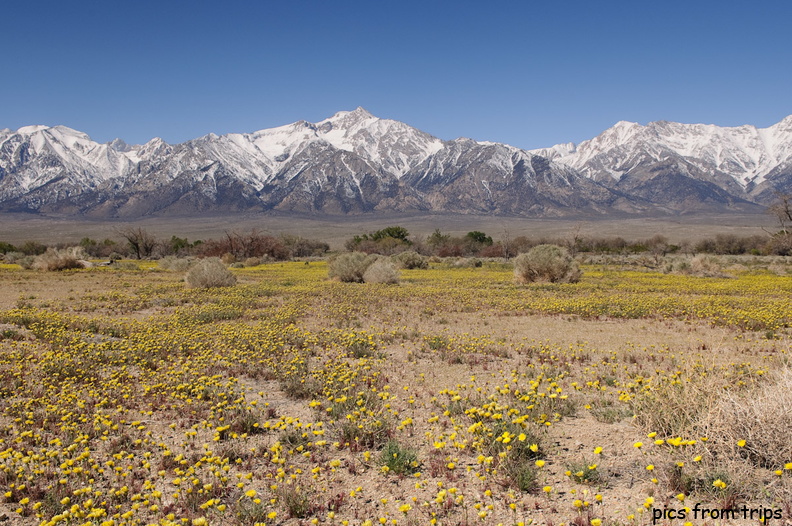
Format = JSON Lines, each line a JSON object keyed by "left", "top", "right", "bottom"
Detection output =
{"left": 1, "top": 108, "right": 791, "bottom": 218}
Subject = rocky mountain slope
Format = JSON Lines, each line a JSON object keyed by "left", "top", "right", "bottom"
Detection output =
{"left": 1, "top": 109, "right": 789, "bottom": 217}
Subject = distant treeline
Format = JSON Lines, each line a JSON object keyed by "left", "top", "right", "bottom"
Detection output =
{"left": 0, "top": 229, "right": 329, "bottom": 262}
{"left": 1, "top": 227, "right": 791, "bottom": 262}
{"left": 346, "top": 227, "right": 792, "bottom": 258}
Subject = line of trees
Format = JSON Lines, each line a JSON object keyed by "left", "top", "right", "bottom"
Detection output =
{"left": 344, "top": 226, "right": 792, "bottom": 258}
{"left": 0, "top": 228, "right": 330, "bottom": 262}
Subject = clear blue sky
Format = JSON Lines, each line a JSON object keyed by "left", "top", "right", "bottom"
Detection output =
{"left": 2, "top": 0, "right": 790, "bottom": 149}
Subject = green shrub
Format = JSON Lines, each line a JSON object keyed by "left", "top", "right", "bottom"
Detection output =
{"left": 504, "top": 461, "right": 539, "bottom": 492}
{"left": 513, "top": 244, "right": 581, "bottom": 283}
{"left": 380, "top": 439, "right": 420, "bottom": 475}
{"left": 184, "top": 257, "right": 237, "bottom": 288}
{"left": 566, "top": 460, "right": 602, "bottom": 484}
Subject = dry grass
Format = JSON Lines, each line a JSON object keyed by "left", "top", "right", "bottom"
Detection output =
{"left": 31, "top": 247, "right": 88, "bottom": 271}
{"left": 690, "top": 254, "right": 731, "bottom": 277}
{"left": 700, "top": 368, "right": 792, "bottom": 468}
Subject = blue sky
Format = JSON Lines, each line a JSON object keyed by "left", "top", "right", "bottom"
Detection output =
{"left": 2, "top": 0, "right": 791, "bottom": 149}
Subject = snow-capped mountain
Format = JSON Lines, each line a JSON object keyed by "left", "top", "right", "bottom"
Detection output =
{"left": 1, "top": 109, "right": 790, "bottom": 217}
{"left": 532, "top": 116, "right": 792, "bottom": 201}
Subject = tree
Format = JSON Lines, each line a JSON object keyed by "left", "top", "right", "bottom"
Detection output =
{"left": 768, "top": 192, "right": 792, "bottom": 234}
{"left": 465, "top": 231, "right": 493, "bottom": 246}
{"left": 370, "top": 226, "right": 411, "bottom": 243}
{"left": 0, "top": 242, "right": 16, "bottom": 254}
{"left": 427, "top": 229, "right": 450, "bottom": 248}
{"left": 346, "top": 226, "right": 412, "bottom": 254}
{"left": 118, "top": 227, "right": 158, "bottom": 259}
{"left": 763, "top": 193, "right": 792, "bottom": 255}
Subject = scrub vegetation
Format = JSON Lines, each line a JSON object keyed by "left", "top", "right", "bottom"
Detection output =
{"left": 0, "top": 248, "right": 790, "bottom": 525}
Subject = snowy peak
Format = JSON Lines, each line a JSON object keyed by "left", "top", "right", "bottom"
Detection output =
{"left": 323, "top": 106, "right": 375, "bottom": 123}
{"left": 108, "top": 138, "right": 133, "bottom": 152}
{"left": 539, "top": 115, "right": 792, "bottom": 187}
{"left": 239, "top": 108, "right": 444, "bottom": 178}
{"left": 1, "top": 111, "right": 791, "bottom": 217}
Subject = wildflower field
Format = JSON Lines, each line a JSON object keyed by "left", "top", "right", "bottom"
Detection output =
{"left": 0, "top": 259, "right": 790, "bottom": 526}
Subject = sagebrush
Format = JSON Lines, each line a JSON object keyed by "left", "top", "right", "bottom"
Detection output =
{"left": 513, "top": 244, "right": 581, "bottom": 283}
{"left": 32, "top": 247, "right": 88, "bottom": 271}
{"left": 184, "top": 257, "right": 237, "bottom": 288}
{"left": 363, "top": 259, "right": 400, "bottom": 284}
{"left": 328, "top": 252, "right": 377, "bottom": 283}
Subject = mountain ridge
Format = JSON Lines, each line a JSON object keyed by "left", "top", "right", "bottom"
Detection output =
{"left": 1, "top": 110, "right": 789, "bottom": 218}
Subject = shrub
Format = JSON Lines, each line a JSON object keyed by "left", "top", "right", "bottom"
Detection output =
{"left": 158, "top": 256, "right": 194, "bottom": 272}
{"left": 504, "top": 461, "right": 539, "bottom": 492}
{"left": 380, "top": 440, "right": 420, "bottom": 475}
{"left": 198, "top": 230, "right": 290, "bottom": 260}
{"left": 566, "top": 460, "right": 602, "bottom": 484}
{"left": 689, "top": 255, "right": 729, "bottom": 278}
{"left": 391, "top": 250, "right": 428, "bottom": 269}
{"left": 451, "top": 257, "right": 482, "bottom": 268}
{"left": 338, "top": 417, "right": 392, "bottom": 450}
{"left": 328, "top": 252, "right": 376, "bottom": 283}
{"left": 363, "top": 259, "right": 400, "bottom": 284}
{"left": 513, "top": 244, "right": 581, "bottom": 283}
{"left": 32, "top": 247, "right": 88, "bottom": 271}
{"left": 184, "top": 257, "right": 237, "bottom": 288}
{"left": 18, "top": 256, "right": 36, "bottom": 269}
{"left": 2, "top": 251, "right": 25, "bottom": 264}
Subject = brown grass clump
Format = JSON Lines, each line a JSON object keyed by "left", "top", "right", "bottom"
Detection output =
{"left": 690, "top": 254, "right": 730, "bottom": 277}
{"left": 513, "top": 244, "right": 581, "bottom": 283}
{"left": 363, "top": 259, "right": 400, "bottom": 284}
{"left": 184, "top": 257, "right": 237, "bottom": 288}
{"left": 700, "top": 368, "right": 792, "bottom": 468}
{"left": 632, "top": 374, "right": 729, "bottom": 438}
{"left": 31, "top": 247, "right": 88, "bottom": 271}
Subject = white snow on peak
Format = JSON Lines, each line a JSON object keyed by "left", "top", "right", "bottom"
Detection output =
{"left": 16, "top": 125, "right": 50, "bottom": 135}
{"left": 238, "top": 108, "right": 444, "bottom": 178}
{"left": 537, "top": 115, "right": 792, "bottom": 187}
{"left": 3, "top": 111, "right": 791, "bottom": 198}
{"left": 325, "top": 106, "right": 375, "bottom": 121}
